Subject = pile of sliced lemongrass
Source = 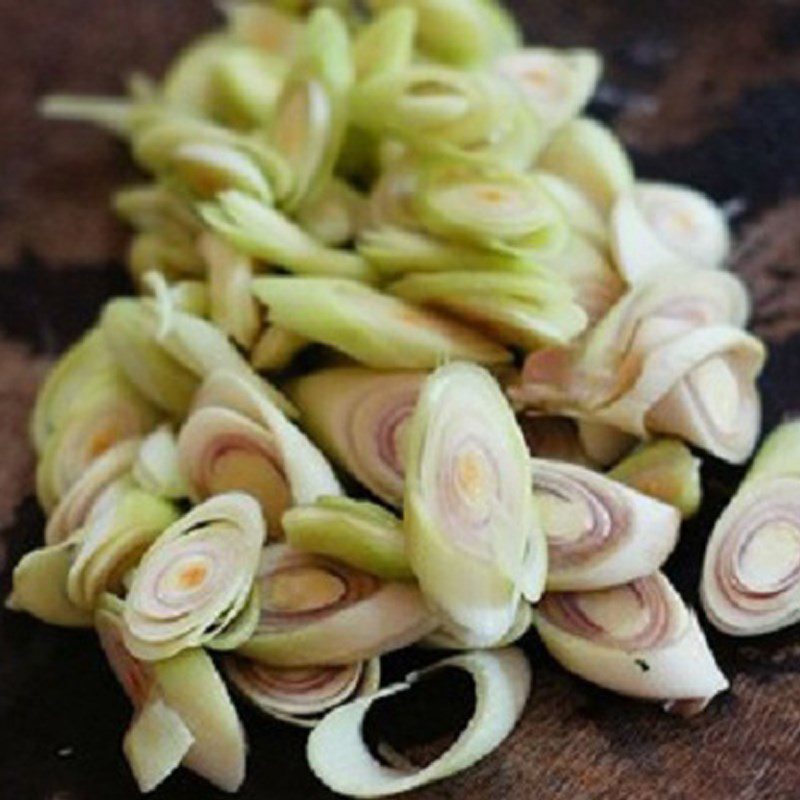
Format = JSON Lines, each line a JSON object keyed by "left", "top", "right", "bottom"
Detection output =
{"left": 9, "top": 0, "right": 793, "bottom": 795}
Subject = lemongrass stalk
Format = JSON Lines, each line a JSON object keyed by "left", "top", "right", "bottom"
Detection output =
{"left": 531, "top": 458, "right": 680, "bottom": 590}
{"left": 133, "top": 426, "right": 189, "bottom": 500}
{"left": 354, "top": 7, "right": 417, "bottom": 81}
{"left": 288, "top": 367, "right": 426, "bottom": 507}
{"left": 306, "top": 648, "right": 531, "bottom": 797}
{"left": 535, "top": 171, "right": 608, "bottom": 247}
{"left": 283, "top": 496, "right": 413, "bottom": 580}
{"left": 252, "top": 277, "right": 510, "bottom": 368}
{"left": 250, "top": 326, "right": 308, "bottom": 372}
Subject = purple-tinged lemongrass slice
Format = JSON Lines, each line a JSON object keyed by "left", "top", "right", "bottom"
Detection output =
{"left": 534, "top": 573, "right": 728, "bottom": 714}
{"left": 403, "top": 363, "right": 543, "bottom": 645}
{"left": 238, "top": 544, "right": 436, "bottom": 666}
{"left": 133, "top": 425, "right": 189, "bottom": 500}
{"left": 224, "top": 656, "right": 381, "bottom": 728}
{"left": 701, "top": 421, "right": 800, "bottom": 636}
{"left": 532, "top": 459, "right": 679, "bottom": 591}
{"left": 123, "top": 492, "right": 265, "bottom": 661}
{"left": 306, "top": 648, "right": 531, "bottom": 797}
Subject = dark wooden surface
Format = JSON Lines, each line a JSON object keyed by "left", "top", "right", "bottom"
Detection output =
{"left": 2, "top": 2, "right": 800, "bottom": 798}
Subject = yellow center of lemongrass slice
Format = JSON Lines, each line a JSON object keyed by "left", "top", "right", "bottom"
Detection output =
{"left": 163, "top": 553, "right": 215, "bottom": 597}
{"left": 738, "top": 521, "right": 800, "bottom": 593}
{"left": 454, "top": 444, "right": 496, "bottom": 513}
{"left": 266, "top": 567, "right": 348, "bottom": 614}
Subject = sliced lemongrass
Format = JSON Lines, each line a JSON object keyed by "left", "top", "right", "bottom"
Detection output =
{"left": 169, "top": 279, "right": 209, "bottom": 317}
{"left": 701, "top": 421, "right": 800, "bottom": 636}
{"left": 201, "top": 190, "right": 375, "bottom": 281}
{"left": 123, "top": 492, "right": 266, "bottom": 661}
{"left": 238, "top": 544, "right": 436, "bottom": 666}
{"left": 403, "top": 363, "right": 543, "bottom": 644}
{"left": 224, "top": 657, "right": 381, "bottom": 728}
{"left": 133, "top": 426, "right": 189, "bottom": 500}
{"left": 423, "top": 601, "right": 532, "bottom": 650}
{"left": 611, "top": 182, "right": 731, "bottom": 282}
{"left": 127, "top": 231, "right": 205, "bottom": 285}
{"left": 609, "top": 439, "right": 702, "bottom": 519}
{"left": 531, "top": 458, "right": 679, "bottom": 591}
{"left": 539, "top": 117, "right": 635, "bottom": 214}
{"left": 575, "top": 420, "right": 637, "bottom": 467}
{"left": 39, "top": 95, "right": 134, "bottom": 136}
{"left": 535, "top": 171, "right": 608, "bottom": 247}
{"left": 389, "top": 271, "right": 588, "bottom": 349}
{"left": 354, "top": 6, "right": 416, "bottom": 81}
{"left": 306, "top": 648, "right": 531, "bottom": 797}
{"left": 114, "top": 183, "right": 201, "bottom": 241}
{"left": 288, "top": 367, "right": 426, "bottom": 507}
{"left": 367, "top": 159, "right": 422, "bottom": 231}
{"left": 250, "top": 326, "right": 309, "bottom": 372}
{"left": 534, "top": 573, "right": 728, "bottom": 712}
{"left": 495, "top": 48, "right": 601, "bottom": 131}
{"left": 224, "top": 2, "right": 301, "bottom": 58}
{"left": 284, "top": 496, "right": 413, "bottom": 580}
{"left": 296, "top": 179, "right": 368, "bottom": 247}
{"left": 252, "top": 277, "right": 510, "bottom": 369}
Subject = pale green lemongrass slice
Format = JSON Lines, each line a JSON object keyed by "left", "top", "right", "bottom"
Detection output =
{"left": 389, "top": 271, "right": 588, "bottom": 349}
{"left": 354, "top": 6, "right": 417, "bottom": 81}
{"left": 296, "top": 179, "right": 368, "bottom": 246}
{"left": 283, "top": 496, "right": 413, "bottom": 580}
{"left": 534, "top": 573, "right": 728, "bottom": 714}
{"left": 574, "top": 420, "right": 637, "bottom": 467}
{"left": 199, "top": 232, "right": 261, "bottom": 349}
{"left": 535, "top": 171, "right": 608, "bottom": 247}
{"left": 495, "top": 48, "right": 601, "bottom": 131}
{"left": 403, "top": 363, "right": 542, "bottom": 644}
{"left": 224, "top": 657, "right": 381, "bottom": 728}
{"left": 423, "top": 601, "right": 532, "bottom": 650}
{"left": 250, "top": 326, "right": 309, "bottom": 371}
{"left": 127, "top": 231, "right": 205, "bottom": 285}
{"left": 123, "top": 492, "right": 266, "bottom": 660}
{"left": 224, "top": 2, "right": 302, "bottom": 58}
{"left": 114, "top": 183, "right": 201, "bottom": 241}
{"left": 539, "top": 117, "right": 635, "bottom": 214}
{"left": 252, "top": 277, "right": 510, "bottom": 368}
{"left": 169, "top": 279, "right": 210, "bottom": 316}
{"left": 288, "top": 367, "right": 426, "bottom": 507}
{"left": 367, "top": 159, "right": 422, "bottom": 231}
{"left": 306, "top": 648, "right": 531, "bottom": 797}
{"left": 608, "top": 439, "right": 702, "bottom": 519}
{"left": 201, "top": 190, "right": 375, "bottom": 280}
{"left": 611, "top": 181, "right": 732, "bottom": 283}
{"left": 531, "top": 458, "right": 679, "bottom": 591}
{"left": 238, "top": 544, "right": 436, "bottom": 666}
{"left": 701, "top": 421, "right": 800, "bottom": 636}
{"left": 133, "top": 426, "right": 189, "bottom": 500}
{"left": 39, "top": 95, "right": 134, "bottom": 136}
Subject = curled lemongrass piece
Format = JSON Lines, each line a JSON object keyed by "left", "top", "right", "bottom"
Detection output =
{"left": 284, "top": 496, "right": 413, "bottom": 580}
{"left": 389, "top": 271, "right": 587, "bottom": 349}
{"left": 96, "top": 595, "right": 247, "bottom": 792}
{"left": 424, "top": 601, "right": 532, "bottom": 650}
{"left": 201, "top": 190, "right": 375, "bottom": 281}
{"left": 123, "top": 492, "right": 266, "bottom": 661}
{"left": 252, "top": 277, "right": 510, "bottom": 369}
{"left": 289, "top": 367, "right": 425, "bottom": 507}
{"left": 535, "top": 172, "right": 608, "bottom": 247}
{"left": 354, "top": 6, "right": 416, "bottom": 81}
{"left": 495, "top": 48, "right": 601, "bottom": 132}
{"left": 404, "top": 363, "right": 543, "bottom": 644}
{"left": 531, "top": 458, "right": 679, "bottom": 591}
{"left": 609, "top": 439, "right": 702, "bottom": 519}
{"left": 539, "top": 118, "right": 635, "bottom": 213}
{"left": 307, "top": 648, "right": 531, "bottom": 797}
{"left": 179, "top": 369, "right": 341, "bottom": 535}
{"left": 701, "top": 421, "right": 800, "bottom": 636}
{"left": 250, "top": 326, "right": 308, "bottom": 372}
{"left": 224, "top": 657, "right": 381, "bottom": 728}
{"left": 534, "top": 573, "right": 728, "bottom": 713}
{"left": 611, "top": 182, "right": 731, "bottom": 283}
{"left": 133, "top": 426, "right": 189, "bottom": 500}
{"left": 238, "top": 544, "right": 436, "bottom": 666}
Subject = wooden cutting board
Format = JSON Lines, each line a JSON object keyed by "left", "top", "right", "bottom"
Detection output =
{"left": 2, "top": 2, "right": 800, "bottom": 798}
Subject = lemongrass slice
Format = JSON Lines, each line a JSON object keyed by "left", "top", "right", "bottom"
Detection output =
{"left": 284, "top": 497, "right": 412, "bottom": 580}
{"left": 389, "top": 271, "right": 588, "bottom": 349}
{"left": 424, "top": 601, "right": 532, "bottom": 650}
{"left": 35, "top": 372, "right": 161, "bottom": 512}
{"left": 123, "top": 493, "right": 266, "bottom": 660}
{"left": 224, "top": 657, "right": 381, "bottom": 728}
{"left": 701, "top": 422, "right": 800, "bottom": 636}
{"left": 531, "top": 458, "right": 679, "bottom": 591}
{"left": 354, "top": 6, "right": 416, "bottom": 81}
{"left": 225, "top": 3, "right": 301, "bottom": 58}
{"left": 126, "top": 231, "right": 204, "bottom": 285}
{"left": 403, "top": 363, "right": 543, "bottom": 644}
{"left": 289, "top": 367, "right": 425, "bottom": 507}
{"left": 611, "top": 182, "right": 731, "bottom": 282}
{"left": 495, "top": 48, "right": 601, "bottom": 131}
{"left": 534, "top": 573, "right": 728, "bottom": 713}
{"left": 535, "top": 171, "right": 608, "bottom": 247}
{"left": 539, "top": 117, "right": 635, "bottom": 214}
{"left": 252, "top": 277, "right": 510, "bottom": 368}
{"left": 296, "top": 179, "right": 368, "bottom": 247}
{"left": 238, "top": 544, "right": 436, "bottom": 666}
{"left": 201, "top": 190, "right": 375, "bottom": 281}
{"left": 46, "top": 439, "right": 141, "bottom": 545}
{"left": 609, "top": 439, "right": 702, "bottom": 519}
{"left": 367, "top": 159, "right": 422, "bottom": 232}
{"left": 114, "top": 183, "right": 201, "bottom": 246}
{"left": 306, "top": 648, "right": 531, "bottom": 797}
{"left": 250, "top": 326, "right": 308, "bottom": 372}
{"left": 133, "top": 426, "right": 189, "bottom": 500}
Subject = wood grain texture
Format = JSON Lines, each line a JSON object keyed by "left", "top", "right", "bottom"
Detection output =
{"left": 1, "top": 2, "right": 800, "bottom": 799}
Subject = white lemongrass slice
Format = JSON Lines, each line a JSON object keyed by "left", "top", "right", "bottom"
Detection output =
{"left": 306, "top": 648, "right": 531, "bottom": 798}
{"left": 133, "top": 426, "right": 188, "bottom": 499}
{"left": 535, "top": 171, "right": 608, "bottom": 247}
{"left": 532, "top": 459, "right": 680, "bottom": 591}
{"left": 534, "top": 573, "right": 728, "bottom": 712}
{"left": 423, "top": 602, "right": 533, "bottom": 651}
{"left": 611, "top": 182, "right": 731, "bottom": 283}
{"left": 404, "top": 363, "right": 543, "bottom": 645}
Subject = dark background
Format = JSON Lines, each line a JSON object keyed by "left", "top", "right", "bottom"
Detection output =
{"left": 2, "top": 2, "right": 800, "bottom": 798}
